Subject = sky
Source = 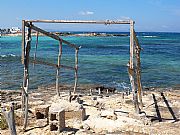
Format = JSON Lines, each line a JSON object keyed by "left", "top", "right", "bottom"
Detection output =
{"left": 0, "top": 0, "right": 180, "bottom": 32}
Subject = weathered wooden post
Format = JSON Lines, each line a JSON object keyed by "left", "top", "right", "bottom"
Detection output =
{"left": 134, "top": 30, "right": 143, "bottom": 109}
{"left": 98, "top": 88, "right": 101, "bottom": 95}
{"left": 21, "top": 20, "right": 25, "bottom": 65}
{"left": 33, "top": 31, "right": 39, "bottom": 67}
{"left": 90, "top": 89, "right": 93, "bottom": 95}
{"left": 129, "top": 20, "right": 139, "bottom": 114}
{"left": 22, "top": 21, "right": 32, "bottom": 130}
{"left": 56, "top": 39, "right": 62, "bottom": 96}
{"left": 21, "top": 20, "right": 25, "bottom": 111}
{"left": 73, "top": 48, "right": 79, "bottom": 94}
{"left": 1, "top": 103, "right": 17, "bottom": 135}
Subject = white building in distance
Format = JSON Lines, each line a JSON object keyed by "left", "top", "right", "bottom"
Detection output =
{"left": 10, "top": 27, "right": 21, "bottom": 33}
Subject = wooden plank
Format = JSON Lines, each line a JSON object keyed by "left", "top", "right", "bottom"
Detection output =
{"left": 56, "top": 68, "right": 60, "bottom": 96}
{"left": 24, "top": 22, "right": 79, "bottom": 49}
{"left": 56, "top": 40, "right": 63, "bottom": 96}
{"left": 25, "top": 21, "right": 59, "bottom": 40}
{"left": 31, "top": 59, "right": 57, "bottom": 67}
{"left": 62, "top": 38, "right": 80, "bottom": 50}
{"left": 33, "top": 32, "right": 39, "bottom": 67}
{"left": 25, "top": 19, "right": 131, "bottom": 24}
{"left": 30, "top": 59, "right": 75, "bottom": 70}
{"left": 128, "top": 66, "right": 139, "bottom": 114}
{"left": 130, "top": 20, "right": 134, "bottom": 69}
{"left": 1, "top": 103, "right": 17, "bottom": 135}
{"left": 73, "top": 49, "right": 79, "bottom": 93}
{"left": 129, "top": 20, "right": 139, "bottom": 113}
{"left": 21, "top": 20, "right": 26, "bottom": 115}
{"left": 21, "top": 20, "right": 25, "bottom": 64}
{"left": 133, "top": 30, "right": 143, "bottom": 108}
{"left": 23, "top": 24, "right": 32, "bottom": 130}
{"left": 60, "top": 65, "right": 75, "bottom": 70}
{"left": 58, "top": 40, "right": 62, "bottom": 66}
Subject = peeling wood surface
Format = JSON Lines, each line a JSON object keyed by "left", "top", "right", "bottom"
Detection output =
{"left": 22, "top": 25, "right": 32, "bottom": 130}
{"left": 21, "top": 20, "right": 25, "bottom": 64}
{"left": 21, "top": 19, "right": 143, "bottom": 126}
{"left": 30, "top": 59, "right": 75, "bottom": 70}
{"left": 24, "top": 22, "right": 79, "bottom": 49}
{"left": 25, "top": 19, "right": 131, "bottom": 24}
{"left": 73, "top": 49, "right": 79, "bottom": 93}
{"left": 56, "top": 40, "right": 63, "bottom": 96}
{"left": 129, "top": 20, "right": 140, "bottom": 113}
{"left": 134, "top": 30, "right": 143, "bottom": 108}
{"left": 1, "top": 103, "right": 17, "bottom": 135}
{"left": 129, "top": 20, "right": 134, "bottom": 69}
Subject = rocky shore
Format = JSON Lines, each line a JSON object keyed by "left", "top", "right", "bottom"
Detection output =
{"left": 0, "top": 84, "right": 180, "bottom": 135}
{"left": 0, "top": 32, "right": 128, "bottom": 37}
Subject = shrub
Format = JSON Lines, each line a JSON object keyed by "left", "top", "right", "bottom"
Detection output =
{"left": 0, "top": 113, "right": 8, "bottom": 130}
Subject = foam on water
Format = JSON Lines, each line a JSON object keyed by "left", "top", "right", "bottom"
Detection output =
{"left": 0, "top": 54, "right": 16, "bottom": 57}
{"left": 142, "top": 36, "right": 158, "bottom": 38}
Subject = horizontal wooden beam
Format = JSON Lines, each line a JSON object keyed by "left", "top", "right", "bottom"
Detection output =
{"left": 30, "top": 59, "right": 57, "bottom": 67}
{"left": 25, "top": 20, "right": 132, "bottom": 24}
{"left": 30, "top": 59, "right": 75, "bottom": 70}
{"left": 60, "top": 64, "right": 75, "bottom": 70}
{"left": 24, "top": 22, "right": 79, "bottom": 49}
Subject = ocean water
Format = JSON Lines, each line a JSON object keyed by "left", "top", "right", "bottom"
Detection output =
{"left": 0, "top": 32, "right": 180, "bottom": 90}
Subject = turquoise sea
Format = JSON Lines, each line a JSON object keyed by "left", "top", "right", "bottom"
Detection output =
{"left": 0, "top": 32, "right": 180, "bottom": 90}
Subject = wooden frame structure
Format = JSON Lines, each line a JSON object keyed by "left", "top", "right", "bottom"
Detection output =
{"left": 21, "top": 19, "right": 143, "bottom": 130}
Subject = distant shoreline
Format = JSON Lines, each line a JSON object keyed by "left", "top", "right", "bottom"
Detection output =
{"left": 1, "top": 31, "right": 180, "bottom": 38}
{"left": 0, "top": 32, "right": 129, "bottom": 37}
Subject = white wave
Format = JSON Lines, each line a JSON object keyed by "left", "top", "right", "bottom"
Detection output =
{"left": 1, "top": 55, "right": 6, "bottom": 57}
{"left": 112, "top": 81, "right": 130, "bottom": 90}
{"left": 142, "top": 36, "right": 157, "bottom": 38}
{"left": 9, "top": 54, "right": 16, "bottom": 57}
{"left": 0, "top": 54, "right": 16, "bottom": 57}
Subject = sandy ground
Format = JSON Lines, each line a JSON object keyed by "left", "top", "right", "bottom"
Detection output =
{"left": 0, "top": 85, "right": 180, "bottom": 135}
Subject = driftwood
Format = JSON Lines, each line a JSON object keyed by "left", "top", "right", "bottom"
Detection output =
{"left": 73, "top": 49, "right": 79, "bottom": 93}
{"left": 21, "top": 20, "right": 25, "bottom": 64}
{"left": 33, "top": 31, "right": 39, "bottom": 67}
{"left": 1, "top": 103, "right": 17, "bottom": 135}
{"left": 134, "top": 30, "right": 143, "bottom": 108}
{"left": 25, "top": 19, "right": 131, "bottom": 24}
{"left": 128, "top": 66, "right": 139, "bottom": 114}
{"left": 21, "top": 20, "right": 81, "bottom": 129}
{"left": 22, "top": 23, "right": 32, "bottom": 130}
{"left": 129, "top": 20, "right": 140, "bottom": 114}
{"left": 21, "top": 20, "right": 143, "bottom": 131}
{"left": 56, "top": 40, "right": 63, "bottom": 96}
{"left": 30, "top": 59, "right": 75, "bottom": 70}
{"left": 24, "top": 22, "right": 79, "bottom": 49}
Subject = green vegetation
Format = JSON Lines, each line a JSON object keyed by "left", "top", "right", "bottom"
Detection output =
{"left": 0, "top": 108, "right": 8, "bottom": 130}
